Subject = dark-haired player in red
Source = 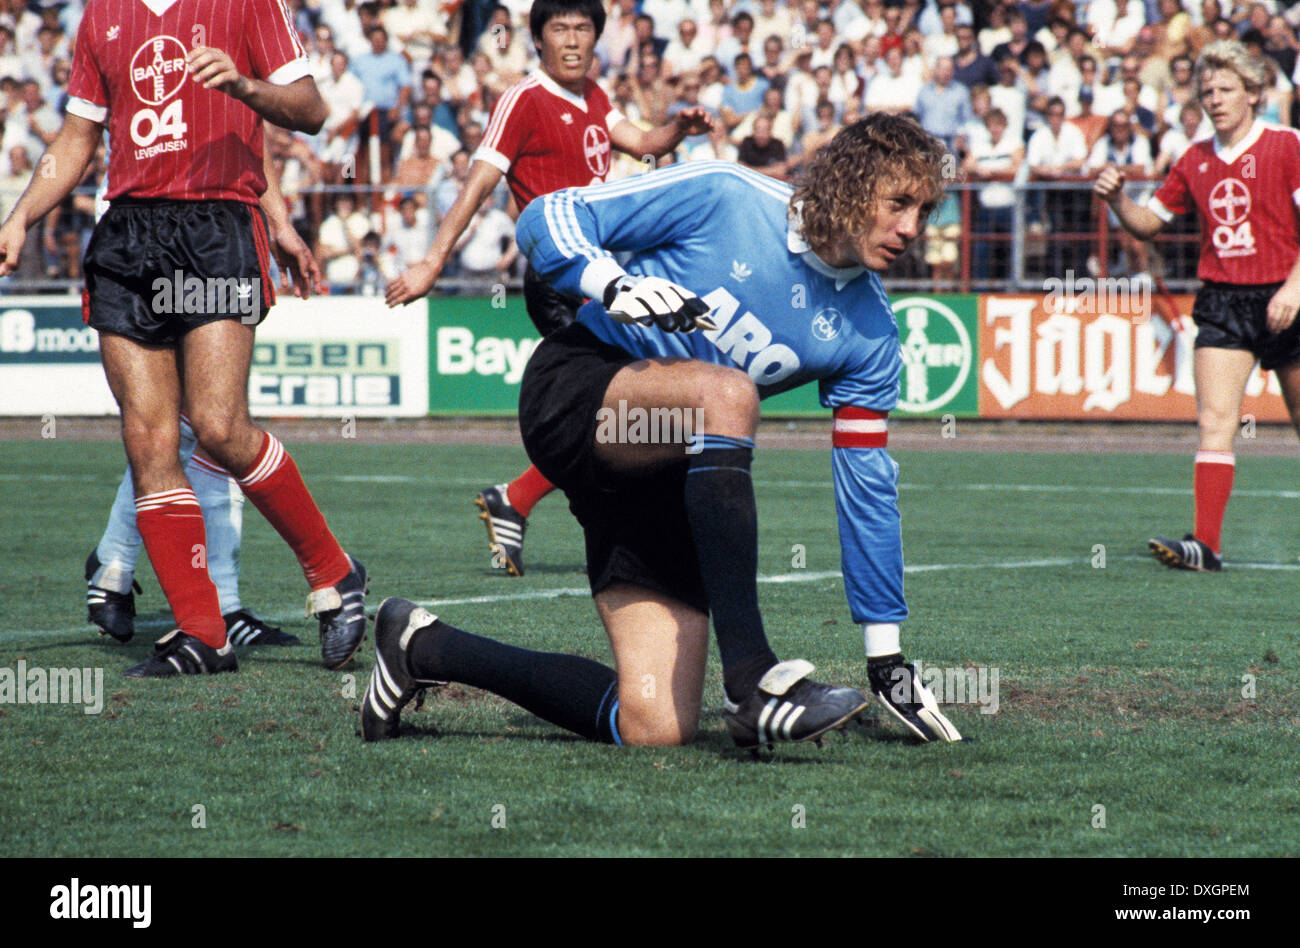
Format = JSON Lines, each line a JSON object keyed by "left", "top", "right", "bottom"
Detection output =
{"left": 1096, "top": 38, "right": 1300, "bottom": 572}
{"left": 0, "top": 0, "right": 368, "bottom": 676}
{"left": 385, "top": 0, "right": 712, "bottom": 577}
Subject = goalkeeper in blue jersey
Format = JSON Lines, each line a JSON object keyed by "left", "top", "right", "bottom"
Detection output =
{"left": 360, "top": 114, "right": 961, "bottom": 748}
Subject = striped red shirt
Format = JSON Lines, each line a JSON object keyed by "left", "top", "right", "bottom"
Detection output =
{"left": 67, "top": 0, "right": 310, "bottom": 204}
{"left": 473, "top": 71, "right": 626, "bottom": 211}
{"left": 1149, "top": 121, "right": 1300, "bottom": 285}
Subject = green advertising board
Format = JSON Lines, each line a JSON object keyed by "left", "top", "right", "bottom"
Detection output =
{"left": 0, "top": 302, "right": 99, "bottom": 365}
{"left": 428, "top": 294, "right": 538, "bottom": 415}
{"left": 427, "top": 293, "right": 980, "bottom": 417}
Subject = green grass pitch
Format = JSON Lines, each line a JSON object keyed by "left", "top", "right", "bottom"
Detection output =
{"left": 1, "top": 438, "right": 1297, "bottom": 857}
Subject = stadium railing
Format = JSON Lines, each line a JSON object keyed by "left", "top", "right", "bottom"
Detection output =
{"left": 0, "top": 180, "right": 1198, "bottom": 297}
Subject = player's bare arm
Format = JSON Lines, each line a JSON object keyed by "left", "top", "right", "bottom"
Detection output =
{"left": 385, "top": 159, "right": 504, "bottom": 307}
{"left": 0, "top": 113, "right": 101, "bottom": 276}
{"left": 187, "top": 47, "right": 327, "bottom": 135}
{"left": 1094, "top": 163, "right": 1165, "bottom": 240}
{"left": 260, "top": 137, "right": 322, "bottom": 298}
{"left": 610, "top": 107, "right": 715, "bottom": 159}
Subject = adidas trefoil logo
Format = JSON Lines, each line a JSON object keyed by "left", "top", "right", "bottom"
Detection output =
{"left": 107, "top": 25, "right": 120, "bottom": 41}
{"left": 730, "top": 260, "right": 752, "bottom": 282}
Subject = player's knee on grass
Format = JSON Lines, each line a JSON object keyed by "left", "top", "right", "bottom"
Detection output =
{"left": 615, "top": 698, "right": 698, "bottom": 747}
{"left": 614, "top": 671, "right": 703, "bottom": 746}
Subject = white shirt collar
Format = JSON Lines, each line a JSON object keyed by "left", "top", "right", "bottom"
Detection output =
{"left": 535, "top": 70, "right": 588, "bottom": 111}
{"left": 139, "top": 0, "right": 182, "bottom": 15}
{"left": 787, "top": 201, "right": 867, "bottom": 290}
{"left": 1214, "top": 118, "right": 1264, "bottom": 165}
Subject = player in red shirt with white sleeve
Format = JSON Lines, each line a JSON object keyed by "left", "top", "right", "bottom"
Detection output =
{"left": 384, "top": 0, "right": 713, "bottom": 579}
{"left": 0, "top": 0, "right": 370, "bottom": 677}
{"left": 1095, "top": 39, "right": 1300, "bottom": 572}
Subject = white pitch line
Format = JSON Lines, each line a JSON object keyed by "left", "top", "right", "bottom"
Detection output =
{"left": 9, "top": 555, "right": 1300, "bottom": 643}
{"left": 7, "top": 469, "right": 1300, "bottom": 499}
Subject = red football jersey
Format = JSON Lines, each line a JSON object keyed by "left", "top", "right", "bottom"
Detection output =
{"left": 1150, "top": 121, "right": 1300, "bottom": 284}
{"left": 67, "top": 0, "right": 309, "bottom": 204}
{"left": 474, "top": 71, "right": 626, "bottom": 211}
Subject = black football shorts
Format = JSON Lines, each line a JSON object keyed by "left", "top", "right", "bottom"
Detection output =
{"left": 523, "top": 263, "right": 584, "bottom": 336}
{"left": 518, "top": 322, "right": 709, "bottom": 613}
{"left": 83, "top": 198, "right": 276, "bottom": 346}
{"left": 1192, "top": 280, "right": 1300, "bottom": 370}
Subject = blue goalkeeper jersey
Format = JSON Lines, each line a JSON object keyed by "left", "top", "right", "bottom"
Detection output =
{"left": 516, "top": 161, "right": 908, "bottom": 624}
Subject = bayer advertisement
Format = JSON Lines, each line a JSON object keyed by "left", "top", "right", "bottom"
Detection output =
{"left": 426, "top": 293, "right": 981, "bottom": 418}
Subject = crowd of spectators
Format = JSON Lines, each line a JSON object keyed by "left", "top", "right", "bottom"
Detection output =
{"left": 5, "top": 0, "right": 1300, "bottom": 290}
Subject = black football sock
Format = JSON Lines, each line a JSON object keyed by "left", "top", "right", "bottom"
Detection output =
{"left": 409, "top": 620, "right": 622, "bottom": 743}
{"left": 684, "top": 434, "right": 779, "bottom": 703}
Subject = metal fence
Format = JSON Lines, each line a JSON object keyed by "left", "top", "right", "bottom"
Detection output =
{"left": 0, "top": 180, "right": 1198, "bottom": 297}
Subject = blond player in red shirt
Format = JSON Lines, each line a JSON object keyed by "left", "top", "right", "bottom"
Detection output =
{"left": 0, "top": 0, "right": 369, "bottom": 677}
{"left": 1096, "top": 39, "right": 1300, "bottom": 572}
{"left": 385, "top": 0, "right": 712, "bottom": 578}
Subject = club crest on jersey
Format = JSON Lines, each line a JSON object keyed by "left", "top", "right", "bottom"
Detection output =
{"left": 1208, "top": 178, "right": 1250, "bottom": 226}
{"left": 131, "top": 36, "right": 188, "bottom": 105}
{"left": 811, "top": 307, "right": 842, "bottom": 341}
{"left": 583, "top": 125, "right": 610, "bottom": 177}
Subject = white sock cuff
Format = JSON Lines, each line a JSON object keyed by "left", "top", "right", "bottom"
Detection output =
{"left": 135, "top": 488, "right": 199, "bottom": 512}
{"left": 237, "top": 435, "right": 286, "bottom": 487}
{"left": 863, "top": 622, "right": 901, "bottom": 659}
{"left": 1195, "top": 451, "right": 1235, "bottom": 466}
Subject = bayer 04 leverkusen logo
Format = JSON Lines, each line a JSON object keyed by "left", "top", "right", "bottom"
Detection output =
{"left": 131, "top": 36, "right": 188, "bottom": 106}
{"left": 583, "top": 124, "right": 610, "bottom": 177}
{"left": 893, "top": 296, "right": 972, "bottom": 414}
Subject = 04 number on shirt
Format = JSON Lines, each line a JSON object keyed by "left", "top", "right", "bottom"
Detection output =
{"left": 1211, "top": 220, "right": 1255, "bottom": 253}
{"left": 130, "top": 100, "right": 187, "bottom": 148}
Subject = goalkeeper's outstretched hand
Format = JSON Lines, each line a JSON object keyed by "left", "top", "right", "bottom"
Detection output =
{"left": 603, "top": 274, "right": 717, "bottom": 333}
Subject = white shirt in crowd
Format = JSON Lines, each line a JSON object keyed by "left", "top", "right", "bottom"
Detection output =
{"left": 458, "top": 207, "right": 516, "bottom": 273}
{"left": 1026, "top": 121, "right": 1088, "bottom": 170}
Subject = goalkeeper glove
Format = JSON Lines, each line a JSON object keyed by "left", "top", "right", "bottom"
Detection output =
{"left": 602, "top": 274, "right": 716, "bottom": 333}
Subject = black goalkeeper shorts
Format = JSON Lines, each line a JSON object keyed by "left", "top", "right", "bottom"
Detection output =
{"left": 518, "top": 322, "right": 708, "bottom": 613}
{"left": 83, "top": 198, "right": 276, "bottom": 346}
{"left": 1192, "top": 280, "right": 1300, "bottom": 370}
{"left": 523, "top": 263, "right": 583, "bottom": 336}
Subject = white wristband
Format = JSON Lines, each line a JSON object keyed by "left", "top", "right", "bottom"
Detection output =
{"left": 579, "top": 256, "right": 628, "bottom": 302}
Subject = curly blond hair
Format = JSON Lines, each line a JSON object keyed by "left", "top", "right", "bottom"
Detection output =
{"left": 1196, "top": 39, "right": 1269, "bottom": 116}
{"left": 792, "top": 112, "right": 950, "bottom": 256}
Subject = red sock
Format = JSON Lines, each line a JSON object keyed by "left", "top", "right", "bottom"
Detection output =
{"left": 236, "top": 433, "right": 349, "bottom": 590}
{"left": 136, "top": 489, "right": 227, "bottom": 648}
{"left": 506, "top": 465, "right": 554, "bottom": 518}
{"left": 1193, "top": 451, "right": 1235, "bottom": 554}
